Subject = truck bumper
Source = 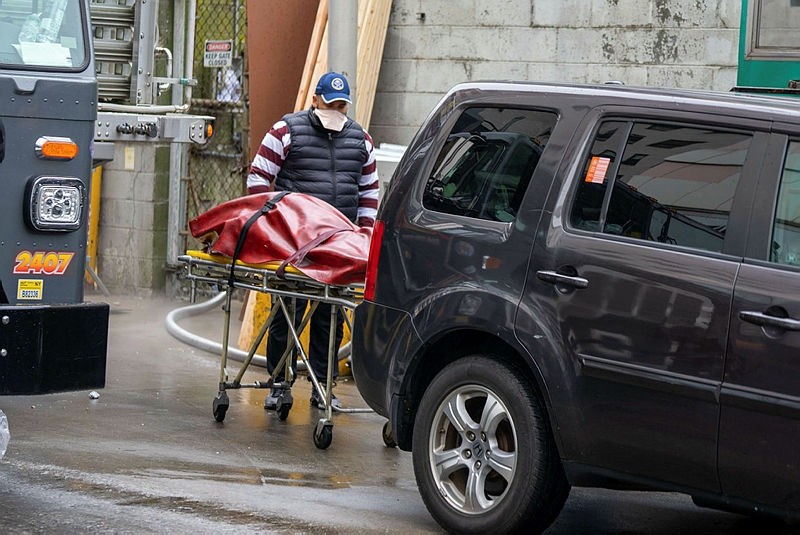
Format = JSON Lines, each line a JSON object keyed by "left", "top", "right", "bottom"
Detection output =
{"left": 0, "top": 302, "right": 109, "bottom": 395}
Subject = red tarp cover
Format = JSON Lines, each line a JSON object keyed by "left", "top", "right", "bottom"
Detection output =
{"left": 188, "top": 192, "right": 372, "bottom": 286}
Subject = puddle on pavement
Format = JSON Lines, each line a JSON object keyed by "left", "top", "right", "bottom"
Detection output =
{"left": 68, "top": 480, "right": 342, "bottom": 533}
{"left": 128, "top": 466, "right": 264, "bottom": 485}
{"left": 258, "top": 467, "right": 350, "bottom": 489}
{"left": 11, "top": 460, "right": 353, "bottom": 533}
{"left": 124, "top": 463, "right": 351, "bottom": 490}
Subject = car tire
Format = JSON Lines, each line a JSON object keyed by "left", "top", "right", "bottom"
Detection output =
{"left": 412, "top": 355, "right": 569, "bottom": 534}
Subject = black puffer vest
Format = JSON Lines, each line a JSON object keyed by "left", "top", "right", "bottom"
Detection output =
{"left": 274, "top": 108, "right": 367, "bottom": 222}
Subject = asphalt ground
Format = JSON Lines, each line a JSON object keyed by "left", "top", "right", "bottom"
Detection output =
{"left": 0, "top": 294, "right": 441, "bottom": 534}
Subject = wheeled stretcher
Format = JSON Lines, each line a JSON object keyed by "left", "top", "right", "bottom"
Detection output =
{"left": 179, "top": 249, "right": 367, "bottom": 449}
{"left": 182, "top": 191, "right": 374, "bottom": 449}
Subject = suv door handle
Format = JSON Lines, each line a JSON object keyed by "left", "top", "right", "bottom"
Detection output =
{"left": 536, "top": 270, "right": 589, "bottom": 289}
{"left": 739, "top": 310, "right": 800, "bottom": 331}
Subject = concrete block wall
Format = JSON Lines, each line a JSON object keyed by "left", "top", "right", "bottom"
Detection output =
{"left": 370, "top": 0, "right": 741, "bottom": 146}
{"left": 96, "top": 143, "right": 169, "bottom": 296}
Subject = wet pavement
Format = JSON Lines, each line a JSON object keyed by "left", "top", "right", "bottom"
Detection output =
{"left": 0, "top": 294, "right": 440, "bottom": 534}
{"left": 1, "top": 293, "right": 799, "bottom": 534}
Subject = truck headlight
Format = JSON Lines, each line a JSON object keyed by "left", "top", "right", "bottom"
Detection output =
{"left": 25, "top": 176, "right": 85, "bottom": 231}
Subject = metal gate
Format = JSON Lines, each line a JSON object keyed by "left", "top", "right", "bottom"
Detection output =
{"left": 185, "top": 0, "right": 248, "bottom": 250}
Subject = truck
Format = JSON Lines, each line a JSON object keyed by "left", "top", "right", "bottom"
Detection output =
{"left": 0, "top": 0, "right": 212, "bottom": 395}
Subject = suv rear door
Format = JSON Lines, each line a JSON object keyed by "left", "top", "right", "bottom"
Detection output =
{"left": 719, "top": 129, "right": 800, "bottom": 511}
{"left": 520, "top": 107, "right": 769, "bottom": 491}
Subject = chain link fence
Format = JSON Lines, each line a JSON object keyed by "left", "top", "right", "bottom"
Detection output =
{"left": 184, "top": 0, "right": 248, "bottom": 252}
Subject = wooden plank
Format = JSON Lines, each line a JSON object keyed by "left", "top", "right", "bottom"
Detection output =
{"left": 294, "top": 0, "right": 391, "bottom": 127}
{"left": 355, "top": 0, "right": 391, "bottom": 128}
{"left": 358, "top": 0, "right": 370, "bottom": 34}
{"left": 295, "top": 0, "right": 328, "bottom": 111}
{"left": 302, "top": 23, "right": 329, "bottom": 110}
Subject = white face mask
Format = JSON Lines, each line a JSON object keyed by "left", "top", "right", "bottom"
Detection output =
{"left": 314, "top": 108, "right": 347, "bottom": 132}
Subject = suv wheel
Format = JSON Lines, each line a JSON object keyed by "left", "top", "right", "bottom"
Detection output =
{"left": 412, "top": 355, "right": 569, "bottom": 534}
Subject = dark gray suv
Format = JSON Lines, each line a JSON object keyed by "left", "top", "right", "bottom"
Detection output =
{"left": 352, "top": 81, "right": 800, "bottom": 534}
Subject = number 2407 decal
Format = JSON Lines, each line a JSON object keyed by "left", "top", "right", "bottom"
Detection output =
{"left": 14, "top": 251, "right": 74, "bottom": 275}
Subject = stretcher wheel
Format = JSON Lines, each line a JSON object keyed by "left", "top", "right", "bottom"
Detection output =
{"left": 213, "top": 391, "right": 229, "bottom": 422}
{"left": 276, "top": 389, "right": 293, "bottom": 421}
{"left": 277, "top": 402, "right": 292, "bottom": 420}
{"left": 314, "top": 420, "right": 333, "bottom": 449}
{"left": 382, "top": 420, "right": 397, "bottom": 448}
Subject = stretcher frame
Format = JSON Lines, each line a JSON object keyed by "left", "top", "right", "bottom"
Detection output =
{"left": 179, "top": 250, "right": 368, "bottom": 449}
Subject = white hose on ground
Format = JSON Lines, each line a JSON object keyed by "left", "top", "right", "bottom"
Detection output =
{"left": 164, "top": 292, "right": 352, "bottom": 370}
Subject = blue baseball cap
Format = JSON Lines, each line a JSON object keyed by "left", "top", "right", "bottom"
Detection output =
{"left": 315, "top": 72, "right": 352, "bottom": 104}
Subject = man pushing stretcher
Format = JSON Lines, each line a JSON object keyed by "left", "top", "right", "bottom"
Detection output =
{"left": 245, "top": 72, "right": 379, "bottom": 410}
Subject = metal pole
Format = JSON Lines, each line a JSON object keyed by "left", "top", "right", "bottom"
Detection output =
{"left": 327, "top": 0, "right": 358, "bottom": 120}
{"left": 185, "top": 0, "right": 197, "bottom": 103}
{"left": 181, "top": 1, "right": 198, "bottom": 256}
{"left": 167, "top": 0, "right": 196, "bottom": 269}
{"left": 233, "top": 0, "right": 240, "bottom": 57}
{"left": 167, "top": 0, "right": 187, "bottom": 267}
{"left": 171, "top": 0, "right": 186, "bottom": 108}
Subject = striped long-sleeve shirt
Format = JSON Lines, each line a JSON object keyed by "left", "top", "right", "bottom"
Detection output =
{"left": 246, "top": 118, "right": 380, "bottom": 227}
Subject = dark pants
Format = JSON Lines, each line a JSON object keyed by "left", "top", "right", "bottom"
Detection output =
{"left": 266, "top": 297, "right": 343, "bottom": 384}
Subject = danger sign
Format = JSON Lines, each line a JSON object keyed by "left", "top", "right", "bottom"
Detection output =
{"left": 204, "top": 40, "right": 233, "bottom": 67}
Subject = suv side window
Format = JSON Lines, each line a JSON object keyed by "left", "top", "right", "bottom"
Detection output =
{"left": 423, "top": 107, "right": 558, "bottom": 222}
{"left": 570, "top": 120, "right": 752, "bottom": 254}
{"left": 771, "top": 140, "right": 800, "bottom": 266}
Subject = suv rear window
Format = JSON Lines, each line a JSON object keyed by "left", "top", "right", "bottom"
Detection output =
{"left": 423, "top": 107, "right": 558, "bottom": 222}
{"left": 570, "top": 120, "right": 751, "bottom": 254}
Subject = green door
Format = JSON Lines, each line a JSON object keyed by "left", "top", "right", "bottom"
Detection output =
{"left": 738, "top": 0, "right": 800, "bottom": 89}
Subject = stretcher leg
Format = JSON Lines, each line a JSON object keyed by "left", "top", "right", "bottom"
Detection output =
{"left": 218, "top": 288, "right": 234, "bottom": 385}
{"left": 212, "top": 288, "right": 235, "bottom": 422}
{"left": 282, "top": 298, "right": 296, "bottom": 383}
{"left": 271, "top": 297, "right": 319, "bottom": 420}
{"left": 325, "top": 303, "right": 336, "bottom": 416}
{"left": 312, "top": 303, "right": 337, "bottom": 449}
{"left": 276, "top": 298, "right": 298, "bottom": 421}
{"left": 214, "top": 293, "right": 284, "bottom": 422}
{"left": 270, "top": 297, "right": 316, "bottom": 376}
{"left": 276, "top": 298, "right": 317, "bottom": 384}
{"left": 232, "top": 304, "right": 279, "bottom": 385}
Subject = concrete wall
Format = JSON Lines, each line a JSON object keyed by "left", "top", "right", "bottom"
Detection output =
{"left": 96, "top": 143, "right": 170, "bottom": 296}
{"left": 369, "top": 0, "right": 742, "bottom": 145}
{"left": 93, "top": 0, "right": 177, "bottom": 296}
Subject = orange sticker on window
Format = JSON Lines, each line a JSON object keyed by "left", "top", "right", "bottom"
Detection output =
{"left": 585, "top": 156, "right": 611, "bottom": 184}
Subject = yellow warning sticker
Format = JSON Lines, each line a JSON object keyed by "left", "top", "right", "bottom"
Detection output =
{"left": 17, "top": 279, "right": 43, "bottom": 300}
{"left": 585, "top": 156, "right": 611, "bottom": 184}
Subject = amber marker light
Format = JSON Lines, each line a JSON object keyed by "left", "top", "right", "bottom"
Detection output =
{"left": 205, "top": 121, "right": 214, "bottom": 139}
{"left": 35, "top": 137, "right": 79, "bottom": 160}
